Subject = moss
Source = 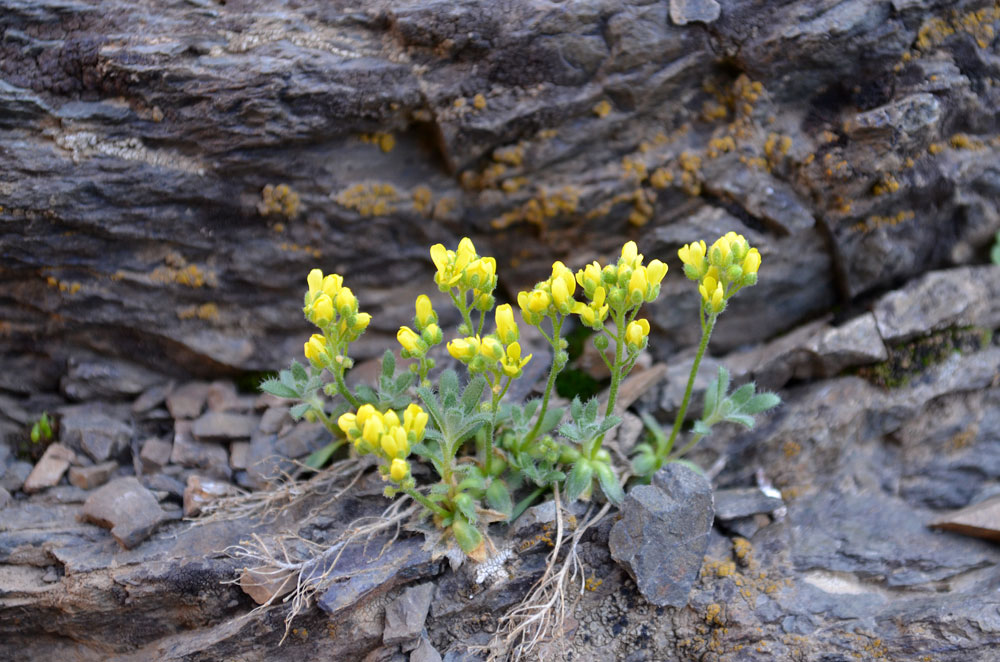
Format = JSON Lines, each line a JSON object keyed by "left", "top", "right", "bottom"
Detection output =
{"left": 857, "top": 325, "right": 992, "bottom": 388}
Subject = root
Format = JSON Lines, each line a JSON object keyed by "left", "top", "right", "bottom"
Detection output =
{"left": 222, "top": 495, "right": 419, "bottom": 644}
{"left": 487, "top": 487, "right": 612, "bottom": 662}
{"left": 193, "top": 455, "right": 370, "bottom": 527}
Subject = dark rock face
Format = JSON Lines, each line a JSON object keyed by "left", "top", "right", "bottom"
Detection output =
{"left": 609, "top": 463, "right": 715, "bottom": 607}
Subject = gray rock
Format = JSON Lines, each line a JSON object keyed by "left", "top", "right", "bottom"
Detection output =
{"left": 191, "top": 411, "right": 257, "bottom": 441}
{"left": 713, "top": 487, "right": 785, "bottom": 521}
{"left": 183, "top": 474, "right": 234, "bottom": 517}
{"left": 274, "top": 422, "right": 327, "bottom": 459}
{"left": 0, "top": 486, "right": 11, "bottom": 509}
{"left": 609, "top": 463, "right": 714, "bottom": 607}
{"left": 257, "top": 406, "right": 291, "bottom": 435}
{"left": 80, "top": 477, "right": 168, "bottom": 549}
{"left": 138, "top": 438, "right": 173, "bottom": 474}
{"left": 229, "top": 441, "right": 250, "bottom": 470}
{"left": 131, "top": 382, "right": 173, "bottom": 415}
{"left": 206, "top": 380, "right": 242, "bottom": 412}
{"left": 60, "top": 355, "right": 163, "bottom": 401}
{"left": 669, "top": 0, "right": 721, "bottom": 25}
{"left": 411, "top": 636, "right": 443, "bottom": 662}
{"left": 23, "top": 443, "right": 76, "bottom": 493}
{"left": 140, "top": 472, "right": 187, "bottom": 501}
{"left": 659, "top": 351, "right": 722, "bottom": 416}
{"left": 0, "top": 460, "right": 32, "bottom": 493}
{"left": 68, "top": 461, "right": 118, "bottom": 490}
{"left": 59, "top": 409, "right": 132, "bottom": 462}
{"left": 873, "top": 265, "right": 1000, "bottom": 343}
{"left": 383, "top": 582, "right": 434, "bottom": 646}
{"left": 166, "top": 382, "right": 210, "bottom": 420}
{"left": 170, "top": 421, "right": 231, "bottom": 480}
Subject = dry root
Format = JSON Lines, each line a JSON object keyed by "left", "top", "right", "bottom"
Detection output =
{"left": 487, "top": 487, "right": 612, "bottom": 662}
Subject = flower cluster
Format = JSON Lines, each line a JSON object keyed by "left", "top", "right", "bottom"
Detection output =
{"left": 303, "top": 269, "right": 371, "bottom": 367}
{"left": 337, "top": 403, "right": 428, "bottom": 485}
{"left": 447, "top": 304, "right": 532, "bottom": 380}
{"left": 397, "top": 295, "right": 444, "bottom": 373}
{"left": 430, "top": 237, "right": 498, "bottom": 315}
{"left": 678, "top": 232, "right": 760, "bottom": 314}
{"left": 573, "top": 242, "right": 667, "bottom": 324}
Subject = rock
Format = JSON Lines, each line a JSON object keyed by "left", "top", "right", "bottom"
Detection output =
{"left": 59, "top": 355, "right": 164, "bottom": 401}
{"left": 726, "top": 313, "right": 888, "bottom": 389}
{"left": 658, "top": 352, "right": 722, "bottom": 416}
{"left": 183, "top": 474, "right": 234, "bottom": 517}
{"left": 257, "top": 406, "right": 291, "bottom": 435}
{"left": 239, "top": 565, "right": 298, "bottom": 606}
{"left": 411, "top": 636, "right": 443, "bottom": 662}
{"left": 383, "top": 582, "right": 434, "bottom": 646}
{"left": 138, "top": 438, "right": 174, "bottom": 474}
{"left": 68, "top": 461, "right": 118, "bottom": 490}
{"left": 23, "top": 443, "right": 76, "bottom": 493}
{"left": 166, "top": 382, "right": 210, "bottom": 420}
{"left": 131, "top": 382, "right": 173, "bottom": 414}
{"left": 274, "top": 422, "right": 327, "bottom": 459}
{"left": 609, "top": 463, "right": 715, "bottom": 607}
{"left": 0, "top": 486, "right": 11, "bottom": 509}
{"left": 0, "top": 460, "right": 32, "bottom": 493}
{"left": 59, "top": 408, "right": 132, "bottom": 462}
{"left": 873, "top": 265, "right": 1000, "bottom": 343}
{"left": 140, "top": 472, "right": 187, "bottom": 502}
{"left": 170, "top": 421, "right": 231, "bottom": 480}
{"left": 80, "top": 477, "right": 167, "bottom": 549}
{"left": 930, "top": 495, "right": 1000, "bottom": 542}
{"left": 669, "top": 0, "right": 721, "bottom": 25}
{"left": 191, "top": 411, "right": 257, "bottom": 441}
{"left": 713, "top": 487, "right": 785, "bottom": 521}
{"left": 206, "top": 380, "right": 242, "bottom": 412}
{"left": 229, "top": 441, "right": 250, "bottom": 470}
{"left": 244, "top": 431, "right": 283, "bottom": 489}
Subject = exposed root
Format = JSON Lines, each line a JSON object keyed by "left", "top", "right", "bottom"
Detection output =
{"left": 193, "top": 455, "right": 370, "bottom": 527}
{"left": 222, "top": 495, "right": 418, "bottom": 643}
{"left": 486, "top": 487, "right": 612, "bottom": 662}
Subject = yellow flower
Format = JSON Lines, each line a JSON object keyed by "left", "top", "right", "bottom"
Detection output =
{"left": 628, "top": 266, "right": 648, "bottom": 303}
{"left": 383, "top": 409, "right": 400, "bottom": 429}
{"left": 455, "top": 237, "right": 476, "bottom": 272}
{"left": 415, "top": 294, "right": 435, "bottom": 328}
{"left": 307, "top": 269, "right": 324, "bottom": 298}
{"left": 322, "top": 274, "right": 343, "bottom": 298}
{"left": 551, "top": 276, "right": 573, "bottom": 313}
{"left": 678, "top": 240, "right": 708, "bottom": 280}
{"left": 699, "top": 277, "right": 725, "bottom": 313}
{"left": 397, "top": 326, "right": 422, "bottom": 355}
{"left": 621, "top": 241, "right": 641, "bottom": 268}
{"left": 430, "top": 243, "right": 450, "bottom": 275}
{"left": 576, "top": 261, "right": 603, "bottom": 292}
{"left": 646, "top": 259, "right": 668, "bottom": 286}
{"left": 447, "top": 336, "right": 480, "bottom": 361}
{"left": 495, "top": 304, "right": 518, "bottom": 344}
{"left": 501, "top": 342, "right": 532, "bottom": 377}
{"left": 310, "top": 293, "right": 334, "bottom": 325}
{"left": 743, "top": 248, "right": 761, "bottom": 275}
{"left": 625, "top": 319, "right": 650, "bottom": 349}
{"left": 403, "top": 403, "right": 428, "bottom": 440}
{"left": 335, "top": 287, "right": 357, "bottom": 313}
{"left": 337, "top": 411, "right": 357, "bottom": 436}
{"left": 362, "top": 414, "right": 385, "bottom": 446}
{"left": 422, "top": 323, "right": 443, "bottom": 345}
{"left": 480, "top": 336, "right": 504, "bottom": 362}
{"left": 381, "top": 433, "right": 400, "bottom": 458}
{"left": 525, "top": 290, "right": 551, "bottom": 313}
{"left": 356, "top": 404, "right": 377, "bottom": 426}
{"left": 390, "top": 458, "right": 409, "bottom": 482}
{"left": 551, "top": 261, "right": 576, "bottom": 295}
{"left": 304, "top": 334, "right": 328, "bottom": 364}
{"left": 465, "top": 257, "right": 496, "bottom": 290}
{"left": 352, "top": 312, "right": 371, "bottom": 332}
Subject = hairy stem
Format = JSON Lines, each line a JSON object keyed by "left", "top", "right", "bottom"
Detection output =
{"left": 663, "top": 313, "right": 716, "bottom": 460}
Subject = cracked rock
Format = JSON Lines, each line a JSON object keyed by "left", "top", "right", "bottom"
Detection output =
{"left": 609, "top": 463, "right": 714, "bottom": 607}
{"left": 23, "top": 443, "right": 76, "bottom": 493}
{"left": 81, "top": 477, "right": 168, "bottom": 549}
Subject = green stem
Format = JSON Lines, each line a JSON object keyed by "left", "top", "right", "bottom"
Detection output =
{"left": 521, "top": 316, "right": 564, "bottom": 451}
{"left": 404, "top": 487, "right": 450, "bottom": 519}
{"left": 485, "top": 376, "right": 513, "bottom": 476}
{"left": 334, "top": 364, "right": 361, "bottom": 409}
{"left": 587, "top": 309, "right": 626, "bottom": 459}
{"left": 510, "top": 485, "right": 547, "bottom": 522}
{"left": 662, "top": 313, "right": 716, "bottom": 461}
{"left": 666, "top": 432, "right": 705, "bottom": 464}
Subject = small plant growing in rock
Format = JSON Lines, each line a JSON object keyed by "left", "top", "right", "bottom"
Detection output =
{"left": 30, "top": 412, "right": 54, "bottom": 446}
{"left": 261, "top": 233, "right": 778, "bottom": 560}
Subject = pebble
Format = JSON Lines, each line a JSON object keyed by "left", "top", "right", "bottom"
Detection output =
{"left": 81, "top": 477, "right": 168, "bottom": 549}
{"left": 191, "top": 411, "right": 257, "bottom": 441}
{"left": 206, "top": 380, "right": 242, "bottom": 412}
{"left": 23, "top": 443, "right": 76, "bottom": 493}
{"left": 138, "top": 438, "right": 173, "bottom": 474}
{"left": 229, "top": 441, "right": 250, "bottom": 470}
{"left": 68, "top": 461, "right": 118, "bottom": 490}
{"left": 166, "top": 381, "right": 210, "bottom": 419}
{"left": 0, "top": 460, "right": 33, "bottom": 492}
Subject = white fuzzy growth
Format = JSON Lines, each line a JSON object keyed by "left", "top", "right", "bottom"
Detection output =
{"left": 475, "top": 545, "right": 513, "bottom": 585}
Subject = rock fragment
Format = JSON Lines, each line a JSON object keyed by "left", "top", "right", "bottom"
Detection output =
{"left": 166, "top": 381, "right": 209, "bottom": 419}
{"left": 59, "top": 409, "right": 132, "bottom": 462}
{"left": 171, "top": 421, "right": 231, "bottom": 479}
{"left": 383, "top": 582, "right": 434, "bottom": 646}
{"left": 206, "top": 380, "right": 242, "bottom": 412}
{"left": 191, "top": 411, "right": 257, "bottom": 441}
{"left": 240, "top": 566, "right": 298, "bottom": 605}
{"left": 609, "top": 463, "right": 714, "bottom": 607}
{"left": 182, "top": 474, "right": 234, "bottom": 517}
{"left": 138, "top": 438, "right": 173, "bottom": 474}
{"left": 410, "top": 636, "right": 443, "bottom": 662}
{"left": 0, "top": 486, "right": 11, "bottom": 509}
{"left": 81, "top": 477, "right": 167, "bottom": 549}
{"left": 68, "top": 461, "right": 117, "bottom": 490}
{"left": 23, "top": 443, "right": 76, "bottom": 493}
{"left": 669, "top": 0, "right": 721, "bottom": 25}
{"left": 1, "top": 460, "right": 33, "bottom": 492}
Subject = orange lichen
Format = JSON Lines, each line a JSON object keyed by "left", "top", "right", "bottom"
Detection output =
{"left": 177, "top": 302, "right": 220, "bottom": 321}
{"left": 872, "top": 173, "right": 901, "bottom": 196}
{"left": 360, "top": 132, "right": 396, "bottom": 153}
{"left": 592, "top": 100, "right": 612, "bottom": 118}
{"left": 472, "top": 93, "right": 487, "bottom": 110}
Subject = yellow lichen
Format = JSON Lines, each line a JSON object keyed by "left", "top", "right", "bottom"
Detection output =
{"left": 360, "top": 132, "right": 396, "bottom": 153}
{"left": 592, "top": 100, "right": 612, "bottom": 118}
{"left": 733, "top": 537, "right": 753, "bottom": 565}
{"left": 949, "top": 133, "right": 985, "bottom": 150}
{"left": 649, "top": 167, "right": 674, "bottom": 189}
{"left": 412, "top": 186, "right": 433, "bottom": 215}
{"left": 872, "top": 173, "right": 901, "bottom": 196}
{"left": 621, "top": 155, "right": 648, "bottom": 182}
{"left": 493, "top": 143, "right": 525, "bottom": 167}
{"left": 177, "top": 302, "right": 220, "bottom": 321}
{"left": 473, "top": 93, "right": 487, "bottom": 110}
{"left": 335, "top": 182, "right": 399, "bottom": 216}
{"left": 258, "top": 184, "right": 301, "bottom": 219}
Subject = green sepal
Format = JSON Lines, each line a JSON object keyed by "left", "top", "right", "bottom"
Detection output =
{"left": 564, "top": 460, "right": 594, "bottom": 502}
{"left": 451, "top": 516, "right": 483, "bottom": 554}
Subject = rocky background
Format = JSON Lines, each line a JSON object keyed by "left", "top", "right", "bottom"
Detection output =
{"left": 3, "top": 0, "right": 1000, "bottom": 660}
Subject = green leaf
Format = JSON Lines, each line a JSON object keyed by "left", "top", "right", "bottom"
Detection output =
{"left": 486, "top": 480, "right": 513, "bottom": 517}
{"left": 290, "top": 360, "right": 308, "bottom": 383}
{"left": 455, "top": 493, "right": 478, "bottom": 523}
{"left": 570, "top": 396, "right": 584, "bottom": 421}
{"left": 745, "top": 392, "right": 781, "bottom": 414}
{"left": 728, "top": 382, "right": 755, "bottom": 407}
{"left": 439, "top": 370, "right": 459, "bottom": 400}
{"left": 461, "top": 376, "right": 487, "bottom": 415}
{"left": 538, "top": 406, "right": 565, "bottom": 435}
{"left": 564, "top": 460, "right": 594, "bottom": 502}
{"left": 724, "top": 412, "right": 755, "bottom": 428}
{"left": 380, "top": 349, "right": 396, "bottom": 381}
{"left": 279, "top": 368, "right": 298, "bottom": 392}
{"left": 692, "top": 419, "right": 712, "bottom": 437}
{"left": 304, "top": 440, "right": 343, "bottom": 470}
{"left": 632, "top": 451, "right": 658, "bottom": 477}
{"left": 354, "top": 385, "right": 378, "bottom": 405}
{"left": 583, "top": 397, "right": 599, "bottom": 422}
{"left": 289, "top": 402, "right": 312, "bottom": 420}
{"left": 640, "top": 411, "right": 666, "bottom": 445}
{"left": 451, "top": 516, "right": 483, "bottom": 554}
{"left": 594, "top": 462, "right": 624, "bottom": 505}
{"left": 260, "top": 378, "right": 298, "bottom": 399}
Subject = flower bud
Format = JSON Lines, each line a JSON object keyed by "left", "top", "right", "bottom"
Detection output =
{"left": 404, "top": 403, "right": 428, "bottom": 440}
{"left": 625, "top": 319, "right": 650, "bottom": 350}
{"left": 390, "top": 458, "right": 409, "bottom": 482}
{"left": 422, "top": 323, "right": 443, "bottom": 345}
{"left": 620, "top": 241, "right": 639, "bottom": 267}
{"left": 397, "top": 326, "right": 423, "bottom": 355}
{"left": 447, "top": 336, "right": 480, "bottom": 361}
{"left": 628, "top": 267, "right": 648, "bottom": 304}
{"left": 415, "top": 294, "right": 436, "bottom": 328}
{"left": 307, "top": 269, "right": 324, "bottom": 297}
{"left": 495, "top": 304, "right": 518, "bottom": 344}
{"left": 551, "top": 276, "right": 573, "bottom": 314}
{"left": 742, "top": 248, "right": 761, "bottom": 276}
{"left": 310, "top": 294, "right": 334, "bottom": 326}
{"left": 337, "top": 412, "right": 357, "bottom": 436}
{"left": 645, "top": 259, "right": 668, "bottom": 286}
{"left": 353, "top": 312, "right": 371, "bottom": 333}
{"left": 481, "top": 336, "right": 504, "bottom": 362}
{"left": 322, "top": 273, "right": 343, "bottom": 298}
{"left": 335, "top": 287, "right": 357, "bottom": 314}
{"left": 304, "top": 334, "right": 328, "bottom": 364}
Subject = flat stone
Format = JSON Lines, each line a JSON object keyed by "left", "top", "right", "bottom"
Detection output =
{"left": 411, "top": 636, "right": 443, "bottom": 662}
{"left": 138, "top": 438, "right": 173, "bottom": 474}
{"left": 166, "top": 381, "right": 210, "bottom": 419}
{"left": 659, "top": 352, "right": 722, "bottom": 416}
{"left": 182, "top": 474, "right": 233, "bottom": 517}
{"left": 258, "top": 406, "right": 291, "bottom": 435}
{"left": 1, "top": 460, "right": 33, "bottom": 492}
{"left": 274, "top": 422, "right": 327, "bottom": 459}
{"left": 170, "top": 421, "right": 231, "bottom": 479}
{"left": 131, "top": 382, "right": 173, "bottom": 414}
{"left": 930, "top": 495, "right": 1000, "bottom": 542}
{"left": 68, "top": 461, "right": 118, "bottom": 490}
{"left": 609, "top": 463, "right": 714, "bottom": 607}
{"left": 60, "top": 355, "right": 164, "bottom": 401}
{"left": 240, "top": 565, "right": 298, "bottom": 605}
{"left": 669, "top": 0, "right": 720, "bottom": 25}
{"left": 873, "top": 265, "right": 1000, "bottom": 343}
{"left": 59, "top": 409, "right": 132, "bottom": 462}
{"left": 140, "top": 472, "right": 186, "bottom": 501}
{"left": 383, "top": 582, "right": 434, "bottom": 645}
{"left": 229, "top": 441, "right": 250, "bottom": 470}
{"left": 206, "top": 380, "right": 242, "bottom": 412}
{"left": 80, "top": 477, "right": 167, "bottom": 549}
{"left": 714, "top": 488, "right": 785, "bottom": 521}
{"left": 23, "top": 443, "right": 77, "bottom": 493}
{"left": 191, "top": 411, "right": 257, "bottom": 441}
